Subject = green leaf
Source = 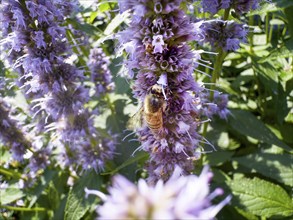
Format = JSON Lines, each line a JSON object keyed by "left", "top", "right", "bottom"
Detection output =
{"left": 273, "top": 0, "right": 293, "bottom": 9}
{"left": 248, "top": 3, "right": 278, "bottom": 16}
{"left": 97, "top": 2, "right": 110, "bottom": 13}
{"left": 47, "top": 182, "right": 60, "bottom": 210}
{"left": 64, "top": 170, "right": 101, "bottom": 220}
{"left": 228, "top": 109, "right": 292, "bottom": 152}
{"left": 104, "top": 11, "right": 130, "bottom": 35}
{"left": 205, "top": 151, "right": 234, "bottom": 166}
{"left": 285, "top": 6, "right": 293, "bottom": 39}
{"left": 66, "top": 18, "right": 102, "bottom": 35}
{"left": 229, "top": 177, "right": 293, "bottom": 217}
{"left": 53, "top": 196, "right": 67, "bottom": 220}
{"left": 280, "top": 123, "right": 293, "bottom": 144}
{"left": 253, "top": 60, "right": 279, "bottom": 95}
{"left": 0, "top": 167, "right": 22, "bottom": 179}
{"left": 101, "top": 151, "right": 148, "bottom": 175}
{"left": 234, "top": 207, "right": 259, "bottom": 220}
{"left": 235, "top": 152, "right": 293, "bottom": 186}
{"left": 27, "top": 169, "right": 57, "bottom": 208}
{"left": 259, "top": 45, "right": 293, "bottom": 63}
{"left": 0, "top": 184, "right": 24, "bottom": 205}
{"left": 273, "top": 83, "right": 289, "bottom": 124}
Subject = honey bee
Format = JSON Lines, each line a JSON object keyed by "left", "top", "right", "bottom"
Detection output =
{"left": 127, "top": 84, "right": 167, "bottom": 137}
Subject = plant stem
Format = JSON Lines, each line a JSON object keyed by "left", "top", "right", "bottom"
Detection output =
{"left": 0, "top": 167, "right": 22, "bottom": 179}
{"left": 209, "top": 48, "right": 225, "bottom": 100}
{"left": 248, "top": 15, "right": 254, "bottom": 54}
{"left": 202, "top": 48, "right": 225, "bottom": 138}
{"left": 105, "top": 94, "right": 120, "bottom": 132}
{"left": 266, "top": 12, "right": 270, "bottom": 44}
{"left": 268, "top": 14, "right": 274, "bottom": 43}
{"left": 223, "top": 8, "right": 230, "bottom": 20}
{"left": 209, "top": 7, "right": 230, "bottom": 101}
{"left": 0, "top": 205, "right": 47, "bottom": 212}
{"left": 202, "top": 8, "right": 230, "bottom": 138}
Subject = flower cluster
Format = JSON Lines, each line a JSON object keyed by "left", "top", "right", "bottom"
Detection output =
{"left": 87, "top": 166, "right": 231, "bottom": 220}
{"left": 201, "top": 0, "right": 260, "bottom": 15}
{"left": 0, "top": 98, "right": 30, "bottom": 162}
{"left": 194, "top": 89, "right": 230, "bottom": 120}
{"left": 0, "top": 0, "right": 116, "bottom": 172}
{"left": 88, "top": 48, "right": 115, "bottom": 97}
{"left": 117, "top": 0, "right": 229, "bottom": 183}
{"left": 196, "top": 19, "right": 248, "bottom": 51}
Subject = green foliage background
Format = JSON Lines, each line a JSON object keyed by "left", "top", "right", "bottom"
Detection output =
{"left": 0, "top": 0, "right": 292, "bottom": 219}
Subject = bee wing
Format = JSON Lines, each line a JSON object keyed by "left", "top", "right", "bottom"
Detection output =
{"left": 126, "top": 107, "right": 144, "bottom": 131}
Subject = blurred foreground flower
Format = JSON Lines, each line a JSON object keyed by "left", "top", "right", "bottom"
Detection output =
{"left": 86, "top": 166, "right": 231, "bottom": 220}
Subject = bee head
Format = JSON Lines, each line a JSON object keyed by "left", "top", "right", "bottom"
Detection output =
{"left": 150, "top": 84, "right": 163, "bottom": 96}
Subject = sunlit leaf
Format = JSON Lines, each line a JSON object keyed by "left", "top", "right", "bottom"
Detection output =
{"left": 101, "top": 151, "right": 148, "bottom": 175}
{"left": 0, "top": 184, "right": 24, "bottom": 205}
{"left": 228, "top": 109, "right": 292, "bottom": 152}
{"left": 97, "top": 2, "right": 111, "bottom": 13}
{"left": 229, "top": 177, "right": 293, "bottom": 218}
{"left": 27, "top": 169, "right": 58, "bottom": 208}
{"left": 259, "top": 45, "right": 293, "bottom": 63}
{"left": 64, "top": 170, "right": 102, "bottom": 220}
{"left": 273, "top": 0, "right": 293, "bottom": 9}
{"left": 104, "top": 11, "right": 130, "bottom": 35}
{"left": 235, "top": 152, "right": 293, "bottom": 186}
{"left": 205, "top": 150, "right": 234, "bottom": 166}
{"left": 285, "top": 6, "right": 293, "bottom": 38}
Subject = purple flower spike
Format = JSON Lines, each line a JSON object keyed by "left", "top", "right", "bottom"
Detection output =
{"left": 28, "top": 148, "right": 51, "bottom": 177}
{"left": 232, "top": 0, "right": 260, "bottom": 14}
{"left": 197, "top": 19, "right": 248, "bottom": 52}
{"left": 201, "top": 0, "right": 260, "bottom": 15}
{"left": 0, "top": 99, "right": 30, "bottom": 162}
{"left": 117, "top": 0, "right": 230, "bottom": 182}
{"left": 88, "top": 48, "right": 115, "bottom": 97}
{"left": 202, "top": 0, "right": 223, "bottom": 14}
{"left": 94, "top": 166, "right": 231, "bottom": 219}
{"left": 0, "top": 0, "right": 116, "bottom": 171}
